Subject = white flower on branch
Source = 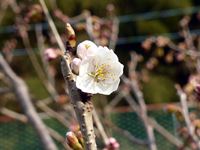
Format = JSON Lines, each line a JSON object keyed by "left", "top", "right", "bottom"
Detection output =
{"left": 76, "top": 43, "right": 124, "bottom": 95}
{"left": 77, "top": 40, "right": 98, "bottom": 59}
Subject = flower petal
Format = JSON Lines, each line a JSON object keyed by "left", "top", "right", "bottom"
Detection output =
{"left": 77, "top": 40, "right": 97, "bottom": 59}
{"left": 76, "top": 75, "right": 97, "bottom": 94}
{"left": 95, "top": 79, "right": 120, "bottom": 95}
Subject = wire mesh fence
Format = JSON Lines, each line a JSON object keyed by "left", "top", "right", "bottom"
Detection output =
{"left": 110, "top": 110, "right": 177, "bottom": 150}
{"left": 0, "top": 108, "right": 179, "bottom": 150}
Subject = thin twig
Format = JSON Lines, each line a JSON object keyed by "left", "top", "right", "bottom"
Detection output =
{"left": 0, "top": 107, "right": 28, "bottom": 122}
{"left": 0, "top": 107, "right": 70, "bottom": 149}
{"left": 0, "top": 54, "right": 57, "bottom": 150}
{"left": 86, "top": 15, "right": 99, "bottom": 45}
{"left": 39, "top": 0, "right": 65, "bottom": 53}
{"left": 93, "top": 108, "right": 108, "bottom": 145}
{"left": 109, "top": 17, "right": 119, "bottom": 50}
{"left": 36, "top": 100, "right": 70, "bottom": 127}
{"left": 105, "top": 120, "right": 148, "bottom": 146}
{"left": 176, "top": 85, "right": 200, "bottom": 149}
{"left": 9, "top": 0, "right": 59, "bottom": 102}
{"left": 121, "top": 90, "right": 183, "bottom": 148}
{"left": 124, "top": 52, "right": 157, "bottom": 150}
{"left": 35, "top": 24, "right": 59, "bottom": 100}
{"left": 105, "top": 92, "right": 124, "bottom": 111}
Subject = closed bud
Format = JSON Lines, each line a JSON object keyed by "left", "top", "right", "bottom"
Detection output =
{"left": 66, "top": 131, "right": 83, "bottom": 150}
{"left": 104, "top": 137, "right": 120, "bottom": 150}
{"left": 71, "top": 58, "right": 81, "bottom": 74}
{"left": 75, "top": 131, "right": 84, "bottom": 147}
{"left": 44, "top": 48, "right": 58, "bottom": 61}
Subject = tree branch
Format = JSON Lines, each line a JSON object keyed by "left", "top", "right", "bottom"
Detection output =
{"left": 36, "top": 100, "right": 70, "bottom": 127}
{"left": 0, "top": 54, "right": 57, "bottom": 150}
{"left": 176, "top": 85, "right": 200, "bottom": 149}
{"left": 60, "top": 24, "right": 97, "bottom": 150}
{"left": 0, "top": 107, "right": 70, "bottom": 149}
{"left": 93, "top": 108, "right": 108, "bottom": 145}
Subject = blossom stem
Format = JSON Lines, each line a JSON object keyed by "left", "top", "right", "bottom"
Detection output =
{"left": 61, "top": 24, "right": 97, "bottom": 150}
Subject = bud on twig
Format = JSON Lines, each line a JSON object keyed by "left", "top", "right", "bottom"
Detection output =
{"left": 66, "top": 131, "right": 83, "bottom": 150}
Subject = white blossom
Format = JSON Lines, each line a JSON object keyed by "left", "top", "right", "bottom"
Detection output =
{"left": 77, "top": 40, "right": 98, "bottom": 59}
{"left": 76, "top": 45, "right": 123, "bottom": 95}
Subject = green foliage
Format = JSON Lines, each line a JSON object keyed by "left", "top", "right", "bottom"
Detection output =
{"left": 24, "top": 76, "right": 48, "bottom": 99}
{"left": 152, "top": 0, "right": 192, "bottom": 10}
{"left": 81, "top": 0, "right": 111, "bottom": 16}
{"left": 136, "top": 20, "right": 169, "bottom": 35}
{"left": 142, "top": 73, "right": 179, "bottom": 103}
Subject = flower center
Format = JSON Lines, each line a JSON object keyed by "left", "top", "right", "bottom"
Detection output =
{"left": 88, "top": 64, "right": 109, "bottom": 82}
{"left": 84, "top": 44, "right": 91, "bottom": 49}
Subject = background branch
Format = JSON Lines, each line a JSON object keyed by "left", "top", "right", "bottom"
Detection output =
{"left": 0, "top": 54, "right": 57, "bottom": 150}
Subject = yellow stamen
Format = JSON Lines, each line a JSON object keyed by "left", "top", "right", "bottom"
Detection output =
{"left": 88, "top": 64, "right": 110, "bottom": 82}
{"left": 85, "top": 44, "right": 91, "bottom": 49}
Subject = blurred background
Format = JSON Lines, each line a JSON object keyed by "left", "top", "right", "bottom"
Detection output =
{"left": 1, "top": 0, "right": 200, "bottom": 104}
{"left": 1, "top": 0, "right": 200, "bottom": 149}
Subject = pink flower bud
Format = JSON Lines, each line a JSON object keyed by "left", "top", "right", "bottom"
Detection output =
{"left": 44, "top": 48, "right": 58, "bottom": 61}
{"left": 104, "top": 137, "right": 120, "bottom": 150}
{"left": 71, "top": 58, "right": 81, "bottom": 74}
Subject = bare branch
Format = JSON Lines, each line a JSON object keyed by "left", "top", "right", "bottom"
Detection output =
{"left": 120, "top": 89, "right": 183, "bottom": 147}
{"left": 123, "top": 51, "right": 157, "bottom": 150}
{"left": 109, "top": 17, "right": 119, "bottom": 50}
{"left": 9, "top": 0, "right": 59, "bottom": 102}
{"left": 105, "top": 92, "right": 124, "bottom": 111}
{"left": 36, "top": 100, "right": 70, "bottom": 127}
{"left": 0, "top": 54, "right": 57, "bottom": 150}
{"left": 60, "top": 24, "right": 97, "bottom": 150}
{"left": 0, "top": 107, "right": 70, "bottom": 149}
{"left": 105, "top": 120, "right": 148, "bottom": 146}
{"left": 176, "top": 85, "right": 200, "bottom": 148}
{"left": 93, "top": 108, "right": 108, "bottom": 145}
{"left": 0, "top": 107, "right": 28, "bottom": 122}
{"left": 35, "top": 24, "right": 59, "bottom": 101}
{"left": 39, "top": 0, "right": 65, "bottom": 53}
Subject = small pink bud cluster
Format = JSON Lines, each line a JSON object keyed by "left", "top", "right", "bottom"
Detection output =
{"left": 44, "top": 48, "right": 60, "bottom": 61}
{"left": 103, "top": 137, "right": 120, "bottom": 150}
